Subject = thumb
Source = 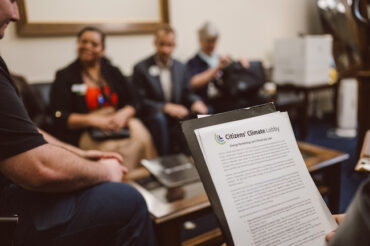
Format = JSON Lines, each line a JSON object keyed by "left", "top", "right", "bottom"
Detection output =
{"left": 121, "top": 165, "right": 128, "bottom": 174}
{"left": 325, "top": 231, "right": 336, "bottom": 242}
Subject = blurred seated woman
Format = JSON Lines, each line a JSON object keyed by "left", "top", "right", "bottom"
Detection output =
{"left": 50, "top": 26, "right": 157, "bottom": 170}
{"left": 186, "top": 22, "right": 249, "bottom": 112}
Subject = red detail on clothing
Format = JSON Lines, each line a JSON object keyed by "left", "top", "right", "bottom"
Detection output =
{"left": 85, "top": 86, "right": 118, "bottom": 110}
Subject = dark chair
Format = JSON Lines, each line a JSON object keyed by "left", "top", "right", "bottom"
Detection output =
{"left": 0, "top": 215, "right": 18, "bottom": 246}
{"left": 11, "top": 73, "right": 55, "bottom": 134}
{"left": 31, "top": 82, "right": 52, "bottom": 106}
{"left": 30, "top": 82, "right": 56, "bottom": 134}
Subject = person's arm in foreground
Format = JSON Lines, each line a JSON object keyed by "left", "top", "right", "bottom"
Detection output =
{"left": 0, "top": 143, "right": 127, "bottom": 193}
{"left": 325, "top": 178, "right": 370, "bottom": 246}
{"left": 38, "top": 128, "right": 123, "bottom": 161}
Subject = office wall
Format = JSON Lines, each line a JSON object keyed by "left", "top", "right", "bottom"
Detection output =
{"left": 0, "top": 0, "right": 321, "bottom": 83}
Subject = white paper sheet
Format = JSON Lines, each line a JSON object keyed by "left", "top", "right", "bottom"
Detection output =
{"left": 195, "top": 112, "right": 337, "bottom": 246}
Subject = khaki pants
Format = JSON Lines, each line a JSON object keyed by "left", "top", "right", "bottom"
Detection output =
{"left": 79, "top": 117, "right": 157, "bottom": 171}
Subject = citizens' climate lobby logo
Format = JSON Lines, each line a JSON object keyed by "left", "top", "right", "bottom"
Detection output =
{"left": 214, "top": 134, "right": 226, "bottom": 145}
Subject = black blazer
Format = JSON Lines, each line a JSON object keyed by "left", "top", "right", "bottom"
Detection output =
{"left": 132, "top": 55, "right": 201, "bottom": 115}
{"left": 50, "top": 57, "right": 138, "bottom": 145}
{"left": 186, "top": 54, "right": 210, "bottom": 102}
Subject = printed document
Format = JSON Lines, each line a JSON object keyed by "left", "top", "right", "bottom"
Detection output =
{"left": 195, "top": 112, "right": 337, "bottom": 246}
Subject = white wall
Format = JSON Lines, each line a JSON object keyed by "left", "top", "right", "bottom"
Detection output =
{"left": 0, "top": 0, "right": 321, "bottom": 83}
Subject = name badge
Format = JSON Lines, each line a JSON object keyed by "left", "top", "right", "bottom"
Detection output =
{"left": 71, "top": 84, "right": 87, "bottom": 95}
{"left": 149, "top": 65, "right": 160, "bottom": 77}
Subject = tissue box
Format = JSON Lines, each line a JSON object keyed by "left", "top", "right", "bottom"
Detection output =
{"left": 273, "top": 35, "right": 332, "bottom": 87}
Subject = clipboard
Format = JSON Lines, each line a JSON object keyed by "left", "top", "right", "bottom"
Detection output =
{"left": 181, "top": 103, "right": 276, "bottom": 246}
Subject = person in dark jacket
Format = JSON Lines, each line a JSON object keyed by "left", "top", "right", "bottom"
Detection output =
{"left": 132, "top": 24, "right": 208, "bottom": 155}
{"left": 186, "top": 22, "right": 249, "bottom": 112}
{"left": 50, "top": 27, "right": 156, "bottom": 170}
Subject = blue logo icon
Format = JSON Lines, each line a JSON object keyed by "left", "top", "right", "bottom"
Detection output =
{"left": 215, "top": 134, "right": 226, "bottom": 145}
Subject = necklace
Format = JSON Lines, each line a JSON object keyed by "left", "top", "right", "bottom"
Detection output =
{"left": 83, "top": 69, "right": 112, "bottom": 105}
{"left": 83, "top": 69, "right": 105, "bottom": 87}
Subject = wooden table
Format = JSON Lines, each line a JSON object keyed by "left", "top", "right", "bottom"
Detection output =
{"left": 126, "top": 142, "right": 348, "bottom": 246}
{"left": 298, "top": 142, "right": 349, "bottom": 213}
{"left": 125, "top": 168, "right": 212, "bottom": 246}
{"left": 277, "top": 82, "right": 339, "bottom": 139}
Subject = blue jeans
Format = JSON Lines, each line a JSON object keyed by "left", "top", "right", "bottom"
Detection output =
{"left": 143, "top": 112, "right": 172, "bottom": 156}
{"left": 143, "top": 111, "right": 208, "bottom": 156}
{"left": 0, "top": 182, "right": 157, "bottom": 246}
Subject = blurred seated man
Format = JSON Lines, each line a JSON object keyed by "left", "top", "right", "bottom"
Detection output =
{"left": 0, "top": 1, "right": 156, "bottom": 245}
{"left": 133, "top": 24, "right": 208, "bottom": 155}
{"left": 325, "top": 177, "right": 370, "bottom": 246}
{"left": 186, "top": 22, "right": 249, "bottom": 112}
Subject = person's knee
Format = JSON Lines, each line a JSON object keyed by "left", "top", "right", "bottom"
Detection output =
{"left": 129, "top": 118, "right": 153, "bottom": 144}
{"left": 81, "top": 182, "right": 148, "bottom": 224}
{"left": 145, "top": 112, "right": 168, "bottom": 129}
{"left": 143, "top": 112, "right": 171, "bottom": 155}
